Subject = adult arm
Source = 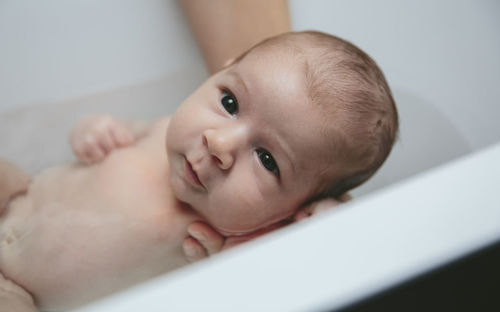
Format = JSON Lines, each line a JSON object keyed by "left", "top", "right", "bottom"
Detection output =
{"left": 180, "top": 0, "right": 291, "bottom": 74}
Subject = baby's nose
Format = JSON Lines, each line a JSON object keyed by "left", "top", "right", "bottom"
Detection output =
{"left": 202, "top": 127, "right": 245, "bottom": 170}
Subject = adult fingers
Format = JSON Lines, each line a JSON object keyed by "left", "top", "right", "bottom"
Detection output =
{"left": 183, "top": 236, "right": 208, "bottom": 263}
{"left": 187, "top": 222, "right": 225, "bottom": 256}
{"left": 294, "top": 197, "right": 342, "bottom": 222}
{"left": 338, "top": 192, "right": 353, "bottom": 202}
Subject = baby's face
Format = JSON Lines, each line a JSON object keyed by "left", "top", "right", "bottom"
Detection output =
{"left": 166, "top": 48, "right": 334, "bottom": 235}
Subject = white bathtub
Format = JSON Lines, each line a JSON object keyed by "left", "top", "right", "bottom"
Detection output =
{"left": 73, "top": 142, "right": 500, "bottom": 312}
{"left": 1, "top": 0, "right": 499, "bottom": 311}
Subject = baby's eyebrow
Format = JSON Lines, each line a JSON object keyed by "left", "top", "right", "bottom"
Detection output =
{"left": 269, "top": 131, "right": 296, "bottom": 177}
{"left": 227, "top": 69, "right": 296, "bottom": 178}
{"left": 227, "top": 71, "right": 249, "bottom": 95}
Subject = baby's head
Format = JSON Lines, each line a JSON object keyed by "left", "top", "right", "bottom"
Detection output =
{"left": 166, "top": 31, "right": 398, "bottom": 235}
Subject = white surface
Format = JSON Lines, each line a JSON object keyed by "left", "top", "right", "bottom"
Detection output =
{"left": 0, "top": 0, "right": 205, "bottom": 110}
{"left": 73, "top": 142, "right": 500, "bottom": 312}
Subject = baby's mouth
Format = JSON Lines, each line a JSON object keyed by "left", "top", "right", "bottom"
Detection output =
{"left": 185, "top": 158, "right": 204, "bottom": 189}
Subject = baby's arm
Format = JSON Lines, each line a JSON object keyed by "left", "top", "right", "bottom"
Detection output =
{"left": 69, "top": 115, "right": 151, "bottom": 164}
{"left": 0, "top": 158, "right": 31, "bottom": 215}
{"left": 183, "top": 196, "right": 351, "bottom": 262}
{"left": 0, "top": 272, "right": 37, "bottom": 312}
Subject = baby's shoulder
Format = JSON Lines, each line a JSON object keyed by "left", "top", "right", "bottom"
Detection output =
{"left": 144, "top": 115, "right": 170, "bottom": 138}
{"left": 152, "top": 115, "right": 171, "bottom": 131}
{"left": 141, "top": 115, "right": 171, "bottom": 145}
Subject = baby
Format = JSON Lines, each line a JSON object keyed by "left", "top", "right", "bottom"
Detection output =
{"left": 0, "top": 31, "right": 398, "bottom": 311}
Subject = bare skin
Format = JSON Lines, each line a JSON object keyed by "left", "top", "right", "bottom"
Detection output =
{"left": 0, "top": 113, "right": 342, "bottom": 311}
{"left": 0, "top": 112, "right": 343, "bottom": 311}
{"left": 181, "top": 0, "right": 291, "bottom": 74}
{"left": 0, "top": 37, "right": 352, "bottom": 311}
{"left": 0, "top": 122, "right": 347, "bottom": 311}
{"left": 0, "top": 116, "right": 203, "bottom": 310}
{"left": 1, "top": 2, "right": 294, "bottom": 309}
{"left": 183, "top": 194, "right": 352, "bottom": 263}
{"left": 0, "top": 272, "right": 35, "bottom": 312}
{"left": 0, "top": 159, "right": 31, "bottom": 215}
{"left": 0, "top": 161, "right": 36, "bottom": 311}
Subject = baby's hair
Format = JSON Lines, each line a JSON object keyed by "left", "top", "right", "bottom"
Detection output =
{"left": 232, "top": 31, "right": 399, "bottom": 199}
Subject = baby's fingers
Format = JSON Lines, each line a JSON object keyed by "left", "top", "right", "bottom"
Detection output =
{"left": 86, "top": 141, "right": 106, "bottom": 163}
{"left": 97, "top": 129, "right": 117, "bottom": 154}
{"left": 76, "top": 136, "right": 104, "bottom": 164}
{"left": 109, "top": 123, "right": 134, "bottom": 147}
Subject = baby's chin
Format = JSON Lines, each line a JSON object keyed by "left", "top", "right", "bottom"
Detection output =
{"left": 215, "top": 227, "right": 254, "bottom": 237}
{"left": 208, "top": 218, "right": 271, "bottom": 237}
{"left": 185, "top": 201, "right": 270, "bottom": 237}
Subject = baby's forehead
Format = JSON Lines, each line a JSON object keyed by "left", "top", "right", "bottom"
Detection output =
{"left": 235, "top": 52, "right": 309, "bottom": 99}
{"left": 229, "top": 43, "right": 342, "bottom": 176}
{"left": 239, "top": 40, "right": 309, "bottom": 72}
{"left": 272, "top": 102, "right": 338, "bottom": 188}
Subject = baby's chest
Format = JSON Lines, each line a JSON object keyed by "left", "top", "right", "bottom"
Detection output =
{"left": 0, "top": 149, "right": 187, "bottom": 308}
{"left": 90, "top": 146, "right": 172, "bottom": 218}
{"left": 2, "top": 145, "right": 176, "bottom": 262}
{"left": 4, "top": 147, "right": 174, "bottom": 243}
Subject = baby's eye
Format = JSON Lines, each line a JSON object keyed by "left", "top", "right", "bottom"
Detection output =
{"left": 257, "top": 149, "right": 280, "bottom": 177}
{"left": 221, "top": 91, "right": 238, "bottom": 115}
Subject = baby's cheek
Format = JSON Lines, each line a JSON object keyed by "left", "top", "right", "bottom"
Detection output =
{"left": 206, "top": 186, "right": 270, "bottom": 233}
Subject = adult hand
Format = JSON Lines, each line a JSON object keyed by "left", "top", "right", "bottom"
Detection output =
{"left": 183, "top": 221, "right": 286, "bottom": 263}
{"left": 293, "top": 193, "right": 352, "bottom": 222}
{"left": 183, "top": 194, "right": 352, "bottom": 263}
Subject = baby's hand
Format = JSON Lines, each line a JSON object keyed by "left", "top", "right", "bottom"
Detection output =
{"left": 69, "top": 115, "right": 134, "bottom": 164}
